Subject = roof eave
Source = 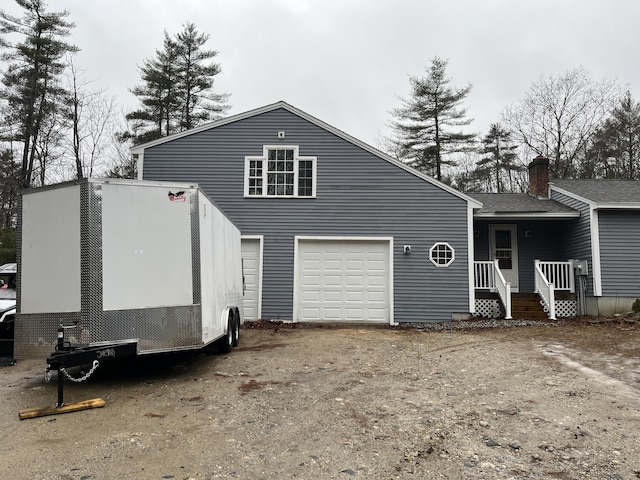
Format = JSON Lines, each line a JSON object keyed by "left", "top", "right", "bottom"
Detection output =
{"left": 474, "top": 212, "right": 580, "bottom": 220}
{"left": 595, "top": 203, "right": 640, "bottom": 210}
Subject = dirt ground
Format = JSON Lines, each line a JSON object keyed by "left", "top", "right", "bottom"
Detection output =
{"left": 1, "top": 318, "right": 639, "bottom": 480}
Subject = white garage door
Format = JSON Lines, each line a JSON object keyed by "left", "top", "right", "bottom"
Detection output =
{"left": 297, "top": 239, "right": 391, "bottom": 323}
{"left": 241, "top": 237, "right": 262, "bottom": 322}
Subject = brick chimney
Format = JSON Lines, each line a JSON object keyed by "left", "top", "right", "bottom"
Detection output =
{"left": 528, "top": 156, "right": 549, "bottom": 197}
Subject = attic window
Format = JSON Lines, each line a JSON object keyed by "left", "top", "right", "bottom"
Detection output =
{"left": 429, "top": 242, "right": 455, "bottom": 267}
{"left": 245, "top": 146, "right": 316, "bottom": 198}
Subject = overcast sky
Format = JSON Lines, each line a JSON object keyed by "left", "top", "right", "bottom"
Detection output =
{"left": 4, "top": 0, "right": 640, "bottom": 149}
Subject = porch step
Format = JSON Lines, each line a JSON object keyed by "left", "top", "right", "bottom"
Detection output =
{"left": 511, "top": 293, "right": 547, "bottom": 320}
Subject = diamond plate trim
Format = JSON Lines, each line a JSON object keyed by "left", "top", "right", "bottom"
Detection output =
{"left": 190, "top": 189, "right": 201, "bottom": 305}
{"left": 14, "top": 312, "right": 83, "bottom": 359}
{"left": 103, "top": 305, "right": 202, "bottom": 352}
{"left": 82, "top": 181, "right": 104, "bottom": 342}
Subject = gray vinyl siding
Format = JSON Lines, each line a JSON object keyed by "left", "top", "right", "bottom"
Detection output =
{"left": 598, "top": 211, "right": 640, "bottom": 296}
{"left": 551, "top": 190, "right": 594, "bottom": 295}
{"left": 142, "top": 108, "right": 470, "bottom": 322}
{"left": 474, "top": 220, "right": 560, "bottom": 293}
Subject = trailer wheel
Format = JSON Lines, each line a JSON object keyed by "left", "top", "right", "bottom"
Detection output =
{"left": 232, "top": 309, "right": 240, "bottom": 347}
{"left": 218, "top": 313, "right": 234, "bottom": 354}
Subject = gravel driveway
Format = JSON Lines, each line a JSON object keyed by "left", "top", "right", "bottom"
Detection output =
{"left": 1, "top": 318, "right": 639, "bottom": 479}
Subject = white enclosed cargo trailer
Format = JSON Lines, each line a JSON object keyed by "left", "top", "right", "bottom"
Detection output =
{"left": 15, "top": 178, "right": 244, "bottom": 362}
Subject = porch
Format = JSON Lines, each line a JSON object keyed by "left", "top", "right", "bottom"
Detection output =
{"left": 474, "top": 260, "right": 579, "bottom": 320}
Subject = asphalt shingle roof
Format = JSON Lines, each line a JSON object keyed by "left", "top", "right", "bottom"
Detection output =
{"left": 551, "top": 179, "right": 640, "bottom": 204}
{"left": 469, "top": 193, "right": 578, "bottom": 216}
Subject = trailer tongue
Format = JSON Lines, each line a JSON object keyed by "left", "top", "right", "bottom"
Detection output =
{"left": 19, "top": 325, "right": 137, "bottom": 419}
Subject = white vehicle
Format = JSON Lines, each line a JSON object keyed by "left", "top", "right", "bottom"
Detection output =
{"left": 16, "top": 179, "right": 243, "bottom": 397}
{"left": 0, "top": 263, "right": 16, "bottom": 353}
{"left": 0, "top": 263, "right": 16, "bottom": 322}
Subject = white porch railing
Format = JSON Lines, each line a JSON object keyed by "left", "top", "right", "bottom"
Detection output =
{"left": 536, "top": 261, "right": 575, "bottom": 293}
{"left": 534, "top": 260, "right": 557, "bottom": 320}
{"left": 474, "top": 261, "right": 496, "bottom": 290}
{"left": 474, "top": 260, "right": 512, "bottom": 319}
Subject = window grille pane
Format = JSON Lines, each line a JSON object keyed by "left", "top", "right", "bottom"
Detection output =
{"left": 429, "top": 242, "right": 454, "bottom": 267}
{"left": 298, "top": 178, "right": 312, "bottom": 196}
{"left": 298, "top": 160, "right": 313, "bottom": 196}
{"left": 247, "top": 160, "right": 263, "bottom": 196}
{"left": 495, "top": 230, "right": 511, "bottom": 249}
{"left": 255, "top": 149, "right": 313, "bottom": 197}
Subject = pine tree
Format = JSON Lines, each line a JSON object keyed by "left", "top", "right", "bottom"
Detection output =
{"left": 0, "top": 0, "right": 77, "bottom": 188}
{"left": 0, "top": 149, "right": 20, "bottom": 227}
{"left": 476, "top": 124, "right": 522, "bottom": 192}
{"left": 582, "top": 91, "right": 640, "bottom": 179}
{"left": 126, "top": 33, "right": 180, "bottom": 143}
{"left": 390, "top": 57, "right": 475, "bottom": 182}
{"left": 126, "top": 23, "right": 229, "bottom": 144}
{"left": 174, "top": 22, "right": 229, "bottom": 130}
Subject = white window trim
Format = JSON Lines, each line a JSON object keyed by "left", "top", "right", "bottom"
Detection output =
{"left": 241, "top": 235, "right": 264, "bottom": 321}
{"left": 244, "top": 145, "right": 317, "bottom": 198}
{"left": 429, "top": 242, "right": 455, "bottom": 267}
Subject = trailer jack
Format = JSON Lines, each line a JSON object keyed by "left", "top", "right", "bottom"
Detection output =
{"left": 18, "top": 325, "right": 138, "bottom": 420}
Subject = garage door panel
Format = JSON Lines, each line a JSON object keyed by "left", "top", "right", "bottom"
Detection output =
{"left": 367, "top": 291, "right": 387, "bottom": 302}
{"left": 297, "top": 239, "right": 391, "bottom": 323}
{"left": 346, "top": 308, "right": 365, "bottom": 319}
{"left": 346, "top": 259, "right": 364, "bottom": 270}
{"left": 324, "top": 275, "right": 342, "bottom": 286}
{"left": 346, "top": 291, "right": 363, "bottom": 302}
{"left": 367, "top": 274, "right": 386, "bottom": 286}
{"left": 302, "top": 291, "right": 320, "bottom": 302}
{"left": 367, "top": 308, "right": 387, "bottom": 322}
{"left": 324, "top": 260, "right": 343, "bottom": 271}
{"left": 303, "top": 259, "right": 320, "bottom": 270}
{"left": 304, "top": 275, "right": 320, "bottom": 286}
{"left": 367, "top": 259, "right": 386, "bottom": 270}
{"left": 323, "top": 308, "right": 342, "bottom": 320}
{"left": 302, "top": 307, "right": 321, "bottom": 319}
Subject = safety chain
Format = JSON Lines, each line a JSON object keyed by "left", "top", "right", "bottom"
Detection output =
{"left": 59, "top": 360, "right": 100, "bottom": 383}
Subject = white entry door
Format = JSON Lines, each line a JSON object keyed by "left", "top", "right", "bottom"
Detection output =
{"left": 489, "top": 225, "right": 519, "bottom": 292}
{"left": 241, "top": 237, "right": 262, "bottom": 321}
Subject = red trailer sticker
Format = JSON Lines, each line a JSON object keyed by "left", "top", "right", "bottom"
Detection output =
{"left": 168, "top": 191, "right": 186, "bottom": 202}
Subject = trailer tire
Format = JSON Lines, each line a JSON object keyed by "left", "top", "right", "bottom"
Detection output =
{"left": 232, "top": 309, "right": 240, "bottom": 347}
{"left": 218, "top": 313, "right": 234, "bottom": 354}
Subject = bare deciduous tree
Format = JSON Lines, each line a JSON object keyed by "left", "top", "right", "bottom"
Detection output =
{"left": 503, "top": 67, "right": 619, "bottom": 178}
{"left": 66, "top": 55, "right": 118, "bottom": 179}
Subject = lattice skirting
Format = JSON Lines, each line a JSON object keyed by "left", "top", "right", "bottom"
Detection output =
{"left": 475, "top": 299, "right": 504, "bottom": 318}
{"left": 476, "top": 298, "right": 576, "bottom": 318}
{"left": 541, "top": 299, "right": 577, "bottom": 318}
